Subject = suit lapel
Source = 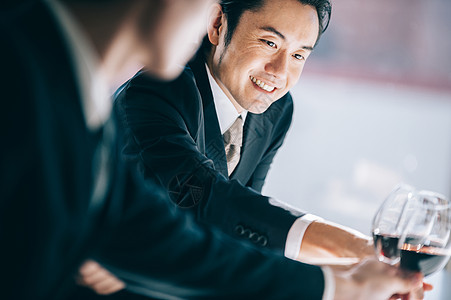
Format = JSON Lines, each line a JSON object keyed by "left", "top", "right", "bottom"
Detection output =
{"left": 232, "top": 112, "right": 271, "bottom": 183}
{"left": 189, "top": 55, "right": 229, "bottom": 178}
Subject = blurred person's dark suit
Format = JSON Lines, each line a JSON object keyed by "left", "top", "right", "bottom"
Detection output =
{"left": 114, "top": 52, "right": 299, "bottom": 254}
{"left": 0, "top": 1, "right": 327, "bottom": 299}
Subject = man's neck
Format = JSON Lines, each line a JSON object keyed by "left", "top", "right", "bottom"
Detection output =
{"left": 205, "top": 52, "right": 245, "bottom": 114}
{"left": 205, "top": 62, "right": 247, "bottom": 135}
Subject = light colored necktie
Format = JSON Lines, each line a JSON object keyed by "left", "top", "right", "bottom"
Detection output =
{"left": 223, "top": 116, "right": 243, "bottom": 176}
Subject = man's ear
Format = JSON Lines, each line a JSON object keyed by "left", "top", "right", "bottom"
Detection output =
{"left": 207, "top": 3, "right": 225, "bottom": 46}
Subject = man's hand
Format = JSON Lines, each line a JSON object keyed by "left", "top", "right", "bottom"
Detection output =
{"left": 76, "top": 260, "right": 126, "bottom": 295}
{"left": 331, "top": 258, "right": 426, "bottom": 300}
{"left": 298, "top": 219, "right": 374, "bottom": 260}
{"left": 390, "top": 282, "right": 433, "bottom": 300}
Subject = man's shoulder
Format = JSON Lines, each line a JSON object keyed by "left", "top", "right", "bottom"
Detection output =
{"left": 275, "top": 92, "right": 294, "bottom": 108}
{"left": 115, "top": 66, "right": 202, "bottom": 119}
{"left": 125, "top": 66, "right": 198, "bottom": 97}
{"left": 263, "top": 92, "right": 294, "bottom": 119}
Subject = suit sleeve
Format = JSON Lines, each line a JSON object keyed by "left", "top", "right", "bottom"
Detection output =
{"left": 245, "top": 94, "right": 294, "bottom": 192}
{"left": 114, "top": 71, "right": 304, "bottom": 254}
{"left": 94, "top": 161, "right": 325, "bottom": 299}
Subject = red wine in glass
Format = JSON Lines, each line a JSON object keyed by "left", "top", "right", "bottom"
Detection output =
{"left": 373, "top": 233, "right": 400, "bottom": 263}
{"left": 373, "top": 233, "right": 451, "bottom": 276}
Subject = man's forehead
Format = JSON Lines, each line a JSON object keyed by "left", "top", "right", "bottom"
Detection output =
{"left": 235, "top": 1, "right": 319, "bottom": 47}
{"left": 238, "top": 1, "right": 318, "bottom": 27}
{"left": 243, "top": 0, "right": 317, "bottom": 17}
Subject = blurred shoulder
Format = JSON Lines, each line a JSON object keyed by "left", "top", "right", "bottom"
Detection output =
{"left": 114, "top": 66, "right": 202, "bottom": 117}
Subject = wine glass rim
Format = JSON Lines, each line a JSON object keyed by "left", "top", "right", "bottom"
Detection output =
{"left": 391, "top": 184, "right": 449, "bottom": 205}
{"left": 415, "top": 191, "right": 450, "bottom": 210}
{"left": 410, "top": 200, "right": 450, "bottom": 210}
{"left": 418, "top": 190, "right": 448, "bottom": 199}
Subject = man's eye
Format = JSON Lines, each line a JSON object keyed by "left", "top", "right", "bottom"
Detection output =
{"left": 293, "top": 54, "right": 305, "bottom": 60}
{"left": 262, "top": 40, "right": 276, "bottom": 48}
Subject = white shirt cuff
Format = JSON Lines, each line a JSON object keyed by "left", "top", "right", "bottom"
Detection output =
{"left": 321, "top": 266, "right": 335, "bottom": 300}
{"left": 284, "top": 214, "right": 323, "bottom": 260}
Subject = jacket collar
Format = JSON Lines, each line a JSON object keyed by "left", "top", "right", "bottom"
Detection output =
{"left": 189, "top": 53, "right": 229, "bottom": 177}
{"left": 188, "top": 52, "right": 271, "bottom": 180}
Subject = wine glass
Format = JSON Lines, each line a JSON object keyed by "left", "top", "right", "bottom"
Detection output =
{"left": 372, "top": 184, "right": 451, "bottom": 276}
{"left": 372, "top": 184, "right": 418, "bottom": 265}
{"left": 397, "top": 191, "right": 451, "bottom": 276}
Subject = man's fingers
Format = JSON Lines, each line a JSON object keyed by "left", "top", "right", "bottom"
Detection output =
{"left": 393, "top": 271, "right": 424, "bottom": 299}
{"left": 409, "top": 282, "right": 434, "bottom": 300}
{"left": 423, "top": 282, "right": 433, "bottom": 291}
{"left": 78, "top": 260, "right": 103, "bottom": 277}
{"left": 78, "top": 267, "right": 113, "bottom": 286}
{"left": 76, "top": 260, "right": 126, "bottom": 295}
{"left": 406, "top": 282, "right": 430, "bottom": 300}
{"left": 90, "top": 276, "right": 126, "bottom": 295}
{"left": 403, "top": 271, "right": 424, "bottom": 290}
{"left": 360, "top": 260, "right": 423, "bottom": 298}
{"left": 390, "top": 282, "right": 434, "bottom": 300}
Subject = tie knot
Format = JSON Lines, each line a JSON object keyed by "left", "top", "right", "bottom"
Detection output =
{"left": 223, "top": 116, "right": 243, "bottom": 176}
{"left": 223, "top": 116, "right": 243, "bottom": 146}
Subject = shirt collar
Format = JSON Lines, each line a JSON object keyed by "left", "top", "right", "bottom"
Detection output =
{"left": 205, "top": 64, "right": 247, "bottom": 135}
{"left": 46, "top": 0, "right": 111, "bottom": 131}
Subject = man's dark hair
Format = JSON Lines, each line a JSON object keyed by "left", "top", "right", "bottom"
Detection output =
{"left": 203, "top": 0, "right": 331, "bottom": 52}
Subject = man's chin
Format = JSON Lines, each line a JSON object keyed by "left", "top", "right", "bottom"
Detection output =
{"left": 245, "top": 91, "right": 279, "bottom": 114}
{"left": 247, "top": 102, "right": 271, "bottom": 114}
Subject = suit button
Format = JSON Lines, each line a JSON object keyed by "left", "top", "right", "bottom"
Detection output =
{"left": 258, "top": 235, "right": 268, "bottom": 247}
{"left": 242, "top": 228, "right": 252, "bottom": 239}
{"left": 249, "top": 232, "right": 259, "bottom": 243}
{"left": 234, "top": 225, "right": 245, "bottom": 236}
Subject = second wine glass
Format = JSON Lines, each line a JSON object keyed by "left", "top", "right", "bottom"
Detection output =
{"left": 397, "top": 190, "right": 451, "bottom": 276}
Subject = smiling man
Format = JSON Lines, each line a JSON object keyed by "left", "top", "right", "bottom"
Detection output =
{"left": 207, "top": 0, "right": 318, "bottom": 115}
{"left": 113, "top": 0, "right": 373, "bottom": 267}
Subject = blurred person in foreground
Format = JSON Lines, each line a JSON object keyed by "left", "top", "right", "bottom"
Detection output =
{"left": 0, "top": 0, "right": 428, "bottom": 299}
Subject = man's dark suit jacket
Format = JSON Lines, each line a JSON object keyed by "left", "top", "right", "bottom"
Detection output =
{"left": 0, "top": 1, "right": 325, "bottom": 299}
{"left": 115, "top": 53, "right": 305, "bottom": 254}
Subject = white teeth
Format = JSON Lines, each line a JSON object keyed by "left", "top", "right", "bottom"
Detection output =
{"left": 250, "top": 76, "right": 275, "bottom": 92}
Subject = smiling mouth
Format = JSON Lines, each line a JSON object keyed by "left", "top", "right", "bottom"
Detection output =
{"left": 250, "top": 76, "right": 275, "bottom": 92}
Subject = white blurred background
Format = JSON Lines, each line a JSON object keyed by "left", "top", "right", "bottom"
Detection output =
{"left": 262, "top": 0, "right": 451, "bottom": 298}
{"left": 264, "top": 77, "right": 451, "bottom": 234}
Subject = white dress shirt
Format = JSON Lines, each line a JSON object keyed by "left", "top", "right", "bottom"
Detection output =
{"left": 205, "top": 66, "right": 246, "bottom": 133}
{"left": 206, "top": 65, "right": 334, "bottom": 300}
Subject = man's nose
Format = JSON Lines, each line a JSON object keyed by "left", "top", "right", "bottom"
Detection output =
{"left": 264, "top": 51, "right": 289, "bottom": 80}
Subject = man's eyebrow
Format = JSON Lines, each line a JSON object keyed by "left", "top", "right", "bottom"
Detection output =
{"left": 260, "top": 26, "right": 285, "bottom": 40}
{"left": 260, "top": 26, "right": 314, "bottom": 51}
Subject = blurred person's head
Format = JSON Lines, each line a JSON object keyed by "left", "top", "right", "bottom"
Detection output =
{"left": 62, "top": 0, "right": 217, "bottom": 82}
{"left": 204, "top": 0, "right": 331, "bottom": 113}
